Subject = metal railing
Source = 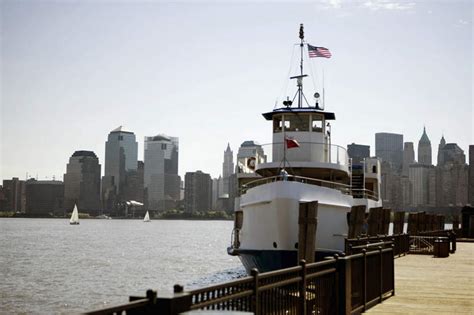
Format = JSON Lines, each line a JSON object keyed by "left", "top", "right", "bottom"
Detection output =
{"left": 241, "top": 174, "right": 351, "bottom": 195}
{"left": 345, "top": 234, "right": 410, "bottom": 257}
{"left": 85, "top": 248, "right": 395, "bottom": 315}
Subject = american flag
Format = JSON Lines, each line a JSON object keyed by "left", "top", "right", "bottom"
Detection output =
{"left": 308, "top": 44, "right": 332, "bottom": 58}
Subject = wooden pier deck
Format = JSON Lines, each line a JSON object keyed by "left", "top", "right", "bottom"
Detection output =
{"left": 367, "top": 242, "right": 474, "bottom": 314}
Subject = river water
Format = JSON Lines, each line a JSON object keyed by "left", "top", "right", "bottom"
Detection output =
{"left": 0, "top": 218, "right": 243, "bottom": 315}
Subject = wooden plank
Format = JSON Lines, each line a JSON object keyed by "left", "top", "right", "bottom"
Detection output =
{"left": 366, "top": 243, "right": 474, "bottom": 314}
{"left": 393, "top": 211, "right": 405, "bottom": 235}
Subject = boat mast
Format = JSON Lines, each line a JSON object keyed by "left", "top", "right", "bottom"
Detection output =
{"left": 298, "top": 23, "right": 304, "bottom": 108}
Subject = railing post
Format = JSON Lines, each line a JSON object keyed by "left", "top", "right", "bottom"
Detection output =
{"left": 154, "top": 286, "right": 192, "bottom": 315}
{"left": 391, "top": 244, "right": 396, "bottom": 296}
{"left": 379, "top": 246, "right": 383, "bottom": 303}
{"left": 362, "top": 249, "right": 367, "bottom": 312}
{"left": 251, "top": 268, "right": 260, "bottom": 315}
{"left": 335, "top": 255, "right": 351, "bottom": 315}
{"left": 299, "top": 260, "right": 307, "bottom": 315}
{"left": 450, "top": 231, "right": 457, "bottom": 253}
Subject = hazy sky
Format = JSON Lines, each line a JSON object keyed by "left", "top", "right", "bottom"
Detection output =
{"left": 1, "top": 0, "right": 472, "bottom": 181}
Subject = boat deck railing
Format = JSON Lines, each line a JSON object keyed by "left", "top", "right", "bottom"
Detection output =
{"left": 241, "top": 174, "right": 379, "bottom": 201}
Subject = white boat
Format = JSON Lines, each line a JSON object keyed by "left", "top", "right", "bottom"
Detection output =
{"left": 228, "top": 25, "right": 382, "bottom": 273}
{"left": 69, "top": 204, "right": 80, "bottom": 225}
{"left": 143, "top": 211, "right": 151, "bottom": 222}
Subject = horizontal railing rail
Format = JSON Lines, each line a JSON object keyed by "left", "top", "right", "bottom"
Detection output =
{"left": 241, "top": 174, "right": 352, "bottom": 195}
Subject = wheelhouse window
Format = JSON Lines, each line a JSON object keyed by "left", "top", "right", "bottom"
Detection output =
{"left": 284, "top": 115, "right": 309, "bottom": 132}
{"left": 273, "top": 116, "right": 282, "bottom": 133}
{"left": 312, "top": 115, "right": 324, "bottom": 132}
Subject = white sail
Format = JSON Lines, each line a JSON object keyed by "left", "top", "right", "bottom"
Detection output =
{"left": 70, "top": 204, "right": 80, "bottom": 225}
{"left": 143, "top": 211, "right": 150, "bottom": 222}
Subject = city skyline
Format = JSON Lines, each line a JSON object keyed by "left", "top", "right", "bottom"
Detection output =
{"left": 2, "top": 1, "right": 472, "bottom": 181}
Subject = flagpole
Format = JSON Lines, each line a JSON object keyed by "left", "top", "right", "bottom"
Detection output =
{"left": 298, "top": 23, "right": 304, "bottom": 108}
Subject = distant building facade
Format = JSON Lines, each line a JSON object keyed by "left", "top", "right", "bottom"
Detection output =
{"left": 123, "top": 161, "right": 145, "bottom": 203}
{"left": 1, "top": 177, "right": 26, "bottom": 212}
{"left": 184, "top": 171, "right": 212, "bottom": 214}
{"left": 469, "top": 145, "right": 474, "bottom": 205}
{"left": 25, "top": 180, "right": 64, "bottom": 216}
{"left": 402, "top": 142, "right": 415, "bottom": 176}
{"left": 63, "top": 151, "right": 101, "bottom": 215}
{"left": 222, "top": 143, "right": 234, "bottom": 195}
{"left": 417, "top": 127, "right": 432, "bottom": 166}
{"left": 375, "top": 133, "right": 403, "bottom": 172}
{"left": 347, "top": 143, "right": 370, "bottom": 164}
{"left": 144, "top": 134, "right": 180, "bottom": 211}
{"left": 102, "top": 126, "right": 138, "bottom": 214}
{"left": 435, "top": 141, "right": 468, "bottom": 207}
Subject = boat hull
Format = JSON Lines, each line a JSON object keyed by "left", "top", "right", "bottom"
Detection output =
{"left": 228, "top": 247, "right": 342, "bottom": 274}
{"left": 232, "top": 180, "right": 381, "bottom": 274}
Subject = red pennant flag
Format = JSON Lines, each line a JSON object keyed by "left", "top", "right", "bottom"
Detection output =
{"left": 285, "top": 137, "right": 300, "bottom": 149}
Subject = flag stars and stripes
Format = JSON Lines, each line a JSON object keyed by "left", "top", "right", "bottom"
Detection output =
{"left": 307, "top": 44, "right": 332, "bottom": 58}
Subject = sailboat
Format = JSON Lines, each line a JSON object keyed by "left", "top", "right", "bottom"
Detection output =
{"left": 69, "top": 204, "right": 80, "bottom": 225}
{"left": 143, "top": 211, "right": 151, "bottom": 222}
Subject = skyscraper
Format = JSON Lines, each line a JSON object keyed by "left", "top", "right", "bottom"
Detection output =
{"left": 102, "top": 126, "right": 138, "bottom": 213}
{"left": 469, "top": 145, "right": 474, "bottom": 205}
{"left": 63, "top": 151, "right": 101, "bottom": 215}
{"left": 25, "top": 179, "right": 64, "bottom": 216}
{"left": 222, "top": 143, "right": 234, "bottom": 195}
{"left": 402, "top": 142, "right": 415, "bottom": 176}
{"left": 437, "top": 135, "right": 446, "bottom": 165}
{"left": 375, "top": 133, "right": 403, "bottom": 172}
{"left": 418, "top": 127, "right": 432, "bottom": 166}
{"left": 144, "top": 134, "right": 180, "bottom": 211}
{"left": 184, "top": 171, "right": 212, "bottom": 214}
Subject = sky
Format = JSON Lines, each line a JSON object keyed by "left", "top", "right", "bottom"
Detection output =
{"left": 1, "top": 0, "right": 472, "bottom": 181}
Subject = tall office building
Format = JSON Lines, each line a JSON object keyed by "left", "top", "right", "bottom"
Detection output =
{"left": 402, "top": 142, "right": 415, "bottom": 176}
{"left": 103, "top": 126, "right": 138, "bottom": 212}
{"left": 437, "top": 136, "right": 447, "bottom": 166}
{"left": 418, "top": 127, "right": 432, "bottom": 166}
{"left": 222, "top": 143, "right": 234, "bottom": 195}
{"left": 2, "top": 177, "right": 26, "bottom": 212}
{"left": 469, "top": 145, "right": 474, "bottom": 205}
{"left": 375, "top": 133, "right": 403, "bottom": 172}
{"left": 435, "top": 142, "right": 468, "bottom": 207}
{"left": 63, "top": 151, "right": 101, "bottom": 215}
{"left": 184, "top": 171, "right": 212, "bottom": 214}
{"left": 409, "top": 164, "right": 433, "bottom": 206}
{"left": 438, "top": 143, "right": 465, "bottom": 166}
{"left": 144, "top": 134, "right": 180, "bottom": 211}
{"left": 347, "top": 143, "right": 370, "bottom": 164}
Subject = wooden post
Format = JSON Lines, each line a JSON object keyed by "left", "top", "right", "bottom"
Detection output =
{"left": 348, "top": 205, "right": 366, "bottom": 238}
{"left": 381, "top": 208, "right": 391, "bottom": 235}
{"left": 407, "top": 213, "right": 417, "bottom": 235}
{"left": 298, "top": 201, "right": 318, "bottom": 263}
{"left": 393, "top": 211, "right": 405, "bottom": 235}
{"left": 368, "top": 207, "right": 381, "bottom": 236}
